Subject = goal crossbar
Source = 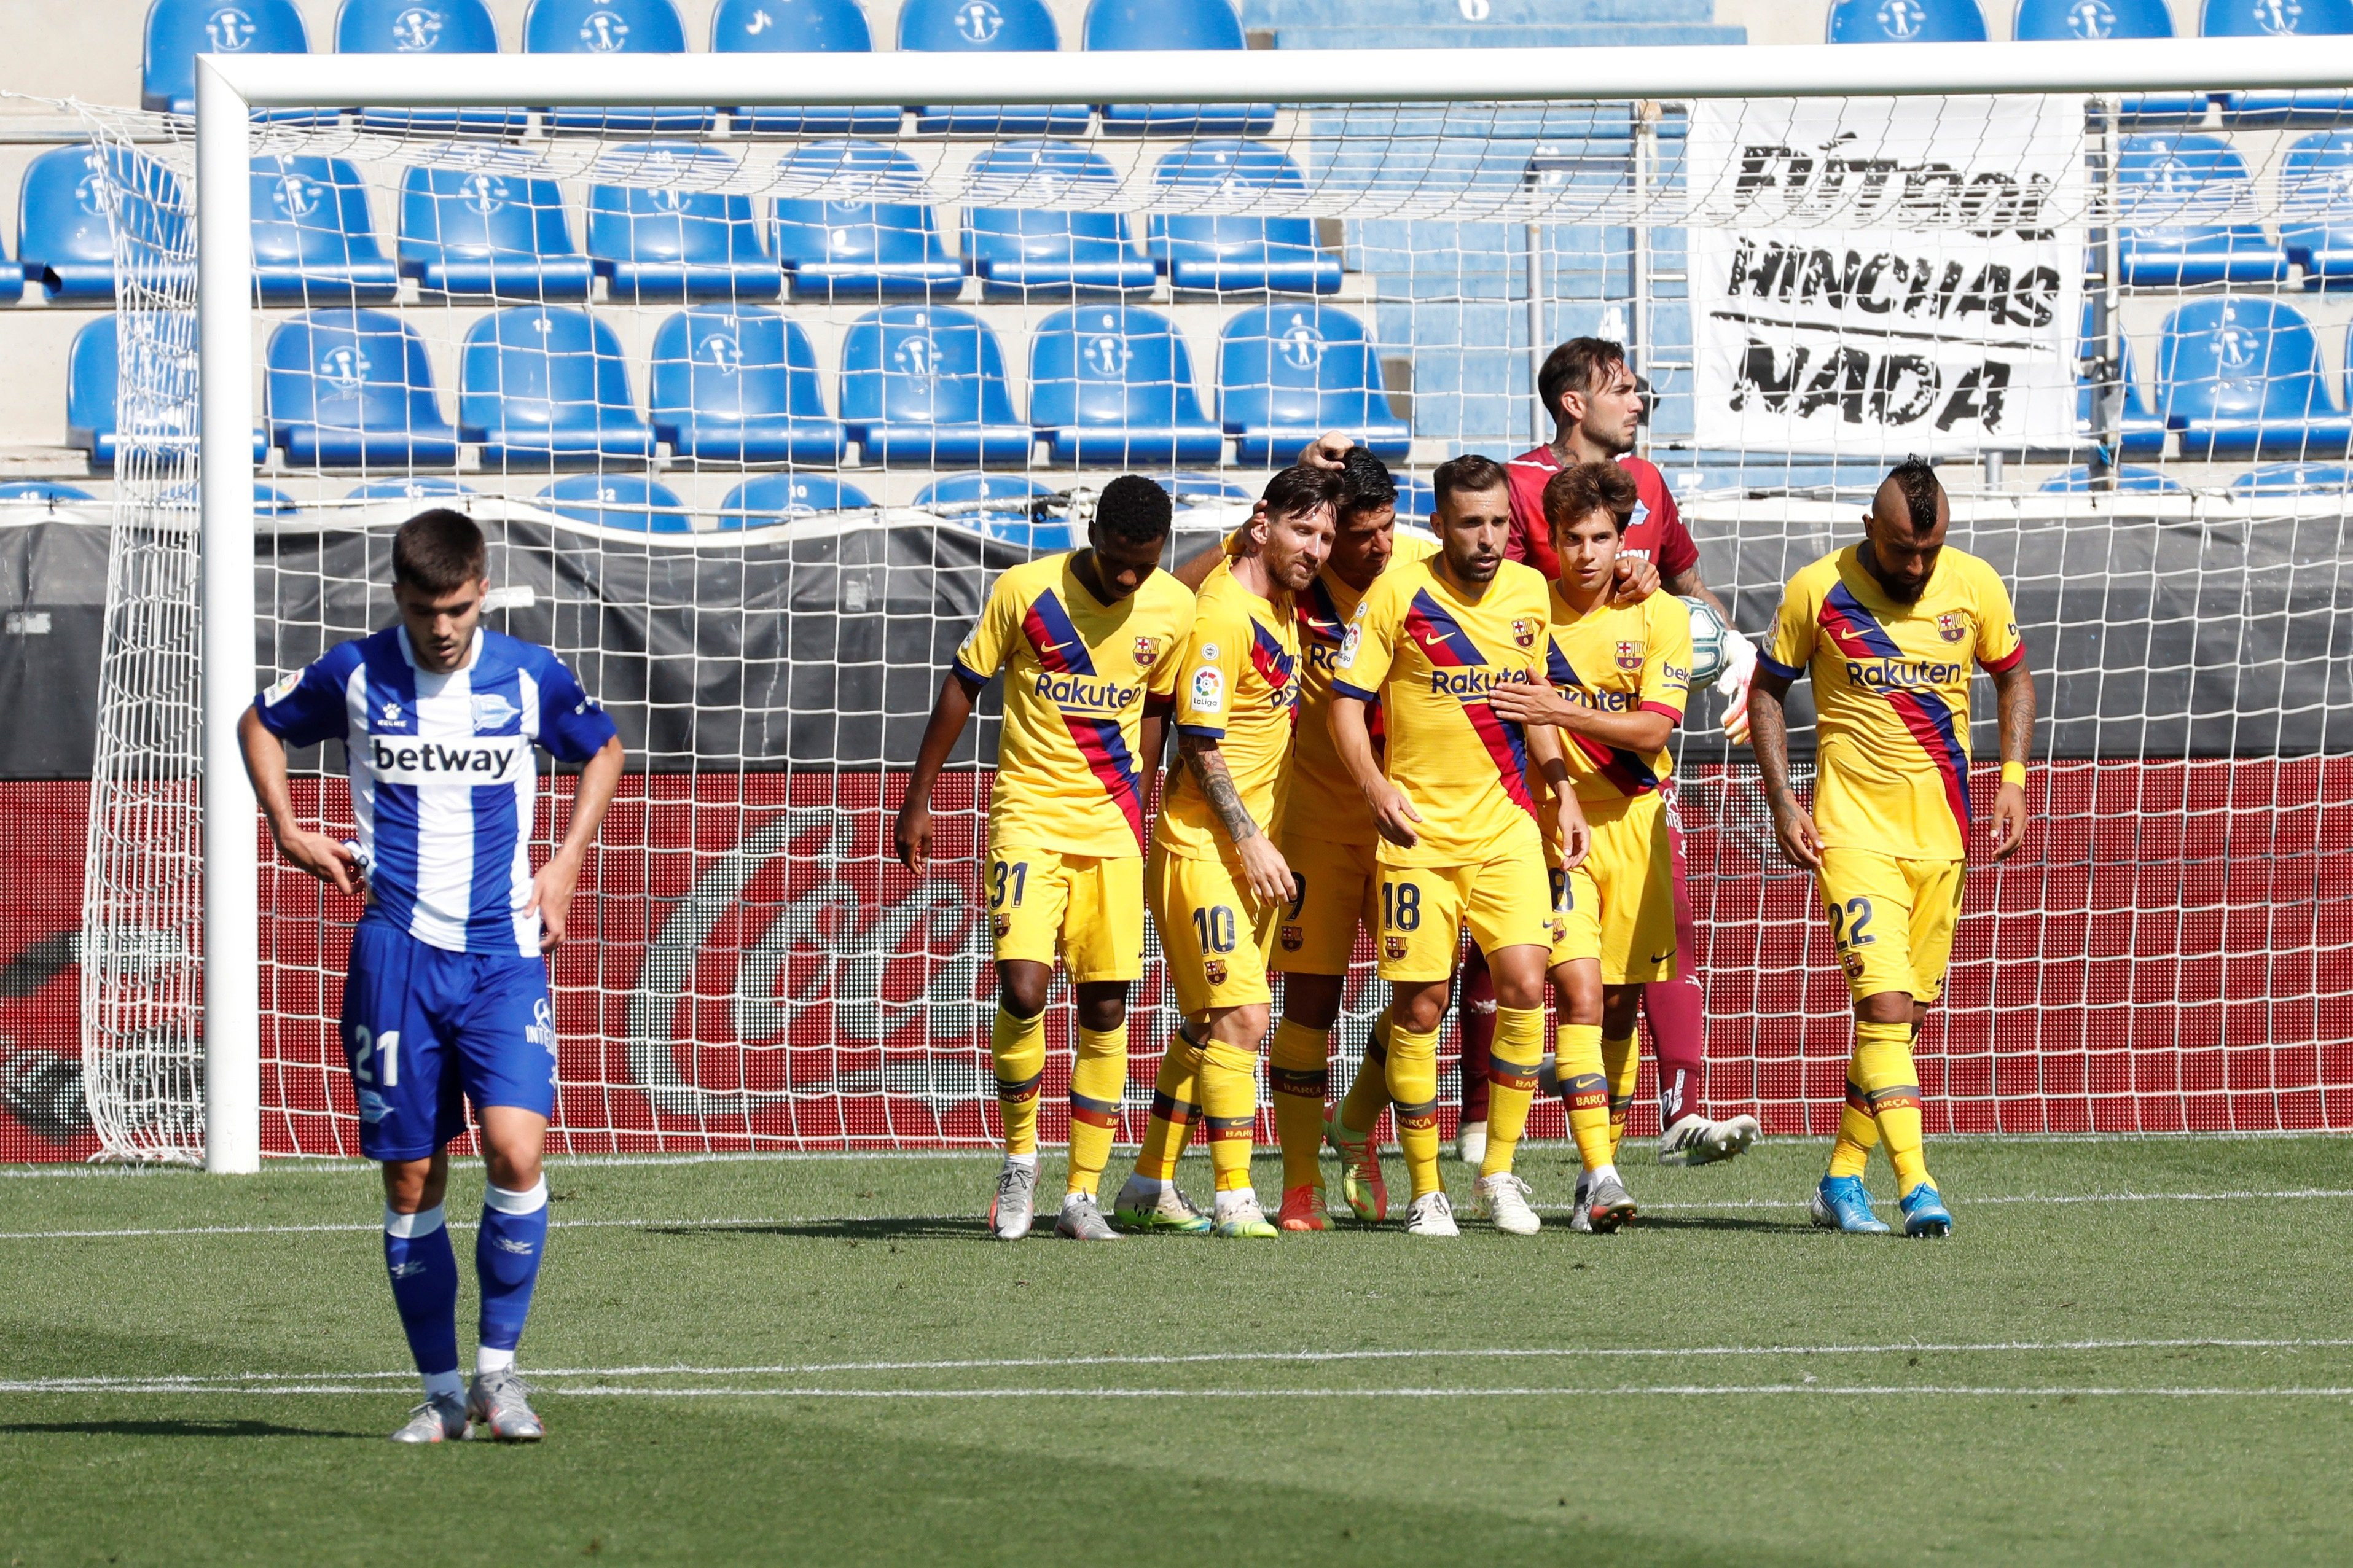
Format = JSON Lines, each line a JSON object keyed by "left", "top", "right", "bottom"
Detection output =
{"left": 183, "top": 39, "right": 2353, "bottom": 1171}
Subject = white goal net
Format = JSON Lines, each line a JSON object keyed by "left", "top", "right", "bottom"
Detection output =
{"left": 77, "top": 47, "right": 2353, "bottom": 1164}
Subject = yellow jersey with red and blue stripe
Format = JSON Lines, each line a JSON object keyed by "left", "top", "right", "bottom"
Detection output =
{"left": 1760, "top": 544, "right": 2023, "bottom": 862}
{"left": 953, "top": 552, "right": 1192, "bottom": 858}
{"left": 1543, "top": 585, "right": 1692, "bottom": 802}
{"left": 1156, "top": 558, "right": 1302, "bottom": 862}
{"left": 1332, "top": 555, "right": 1552, "bottom": 867}
{"left": 1287, "top": 532, "right": 1441, "bottom": 848}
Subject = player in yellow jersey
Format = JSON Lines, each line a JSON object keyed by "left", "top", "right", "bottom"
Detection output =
{"left": 1151, "top": 447, "right": 1435, "bottom": 1233}
{"left": 1329, "top": 455, "right": 1588, "bottom": 1237}
{"left": 896, "top": 477, "right": 1194, "bottom": 1242}
{"left": 1748, "top": 458, "right": 2037, "bottom": 1239}
{"left": 1492, "top": 462, "right": 1693, "bottom": 1234}
{"left": 1112, "top": 467, "right": 1337, "bottom": 1239}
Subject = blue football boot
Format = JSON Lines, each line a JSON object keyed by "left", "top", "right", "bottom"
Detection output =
{"left": 1809, "top": 1174, "right": 1892, "bottom": 1234}
{"left": 1900, "top": 1182, "right": 1954, "bottom": 1238}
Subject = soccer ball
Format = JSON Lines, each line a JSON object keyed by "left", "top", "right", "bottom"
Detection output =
{"left": 1680, "top": 595, "right": 1729, "bottom": 687}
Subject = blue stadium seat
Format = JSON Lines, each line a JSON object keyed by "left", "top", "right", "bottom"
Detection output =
{"left": 340, "top": 0, "right": 523, "bottom": 136}
{"left": 1082, "top": 0, "right": 1274, "bottom": 138}
{"left": 961, "top": 142, "right": 1156, "bottom": 298}
{"left": 713, "top": 0, "right": 902, "bottom": 135}
{"left": 249, "top": 155, "right": 402, "bottom": 305}
{"left": 399, "top": 165, "right": 597, "bottom": 300}
{"left": 2078, "top": 310, "right": 2169, "bottom": 458}
{"left": 2230, "top": 461, "right": 2353, "bottom": 493}
{"left": 2279, "top": 131, "right": 2353, "bottom": 285}
{"left": 347, "top": 476, "right": 476, "bottom": 501}
{"left": 649, "top": 306, "right": 847, "bottom": 464}
{"left": 2117, "top": 135, "right": 2290, "bottom": 286}
{"left": 0, "top": 482, "right": 96, "bottom": 504}
{"left": 898, "top": 0, "right": 1089, "bottom": 136}
{"left": 2157, "top": 297, "right": 2353, "bottom": 458}
{"left": 2209, "top": 0, "right": 2353, "bottom": 123}
{"left": 459, "top": 306, "right": 657, "bottom": 466}
{"left": 589, "top": 145, "right": 780, "bottom": 303}
{"left": 18, "top": 145, "right": 192, "bottom": 305}
{"left": 1030, "top": 305, "right": 1224, "bottom": 466}
{"left": 1218, "top": 305, "right": 1411, "bottom": 466}
{"left": 536, "top": 474, "right": 692, "bottom": 532}
{"left": 1148, "top": 141, "right": 1341, "bottom": 296}
{"left": 719, "top": 473, "right": 875, "bottom": 527}
{"left": 523, "top": 0, "right": 713, "bottom": 133}
{"left": 2038, "top": 464, "right": 2183, "bottom": 492}
{"left": 265, "top": 309, "right": 461, "bottom": 468}
{"left": 1395, "top": 476, "right": 1435, "bottom": 523}
{"left": 69, "top": 316, "right": 264, "bottom": 467}
{"left": 143, "top": 0, "right": 311, "bottom": 117}
{"left": 839, "top": 305, "right": 1033, "bottom": 466}
{"left": 1826, "top": 0, "right": 1987, "bottom": 42}
{"left": 770, "top": 141, "right": 963, "bottom": 298}
{"left": 916, "top": 472, "right": 1070, "bottom": 550}
{"left": 253, "top": 485, "right": 302, "bottom": 517}
{"left": 2013, "top": 0, "right": 2206, "bottom": 122}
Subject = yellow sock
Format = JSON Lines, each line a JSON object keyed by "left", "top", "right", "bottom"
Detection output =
{"left": 1066, "top": 1023, "right": 1127, "bottom": 1198}
{"left": 1478, "top": 1006, "right": 1545, "bottom": 1178}
{"left": 1337, "top": 1007, "right": 1393, "bottom": 1139}
{"left": 1199, "top": 1036, "right": 1260, "bottom": 1193}
{"left": 1853, "top": 1020, "right": 1931, "bottom": 1193}
{"left": 1828, "top": 1072, "right": 1880, "bottom": 1179}
{"left": 1133, "top": 1031, "right": 1202, "bottom": 1182}
{"left": 1269, "top": 1020, "right": 1330, "bottom": 1192}
{"left": 1556, "top": 1023, "right": 1612, "bottom": 1172}
{"left": 990, "top": 1007, "right": 1047, "bottom": 1158}
{"left": 1602, "top": 1031, "right": 1640, "bottom": 1164}
{"left": 1385, "top": 1021, "right": 1443, "bottom": 1199}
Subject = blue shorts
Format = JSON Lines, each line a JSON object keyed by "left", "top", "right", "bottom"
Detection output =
{"left": 339, "top": 920, "right": 557, "bottom": 1163}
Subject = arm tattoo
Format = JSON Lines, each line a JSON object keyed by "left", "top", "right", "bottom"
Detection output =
{"left": 1748, "top": 682, "right": 1797, "bottom": 812}
{"left": 1996, "top": 663, "right": 2037, "bottom": 765}
{"left": 1178, "top": 731, "right": 1260, "bottom": 844}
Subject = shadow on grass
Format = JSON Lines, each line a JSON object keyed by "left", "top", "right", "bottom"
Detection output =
{"left": 0, "top": 1418, "right": 370, "bottom": 1440}
{"left": 1626, "top": 1215, "right": 1813, "bottom": 1235}
{"left": 641, "top": 1217, "right": 981, "bottom": 1241}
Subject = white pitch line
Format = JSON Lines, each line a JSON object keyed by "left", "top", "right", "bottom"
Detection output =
{"left": 7, "top": 1185, "right": 2351, "bottom": 1242}
{"left": 4, "top": 1381, "right": 2351, "bottom": 1401}
{"left": 10, "top": 1335, "right": 2352, "bottom": 1393}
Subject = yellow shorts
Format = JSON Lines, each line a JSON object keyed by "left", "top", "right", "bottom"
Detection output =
{"left": 1276, "top": 832, "right": 1379, "bottom": 977}
{"left": 1815, "top": 846, "right": 1966, "bottom": 1005}
{"left": 1549, "top": 791, "right": 1678, "bottom": 983}
{"left": 1146, "top": 845, "right": 1281, "bottom": 1017}
{"left": 1376, "top": 827, "right": 1554, "bottom": 985}
{"left": 987, "top": 846, "right": 1145, "bottom": 985}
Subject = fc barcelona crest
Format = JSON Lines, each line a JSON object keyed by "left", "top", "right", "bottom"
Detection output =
{"left": 1615, "top": 640, "right": 1643, "bottom": 672}
{"left": 992, "top": 913, "right": 1012, "bottom": 940}
{"left": 1936, "top": 612, "right": 1968, "bottom": 644}
{"left": 1384, "top": 935, "right": 1409, "bottom": 961}
{"left": 1280, "top": 924, "right": 1304, "bottom": 952}
{"left": 1204, "top": 959, "right": 1228, "bottom": 986}
{"left": 1511, "top": 617, "right": 1537, "bottom": 649}
{"left": 1133, "top": 636, "right": 1160, "bottom": 666}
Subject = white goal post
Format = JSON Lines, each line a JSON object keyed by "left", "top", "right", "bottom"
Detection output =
{"left": 162, "top": 34, "right": 2353, "bottom": 1172}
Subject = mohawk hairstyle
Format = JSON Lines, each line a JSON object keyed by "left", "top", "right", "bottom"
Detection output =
{"left": 1886, "top": 456, "right": 1946, "bottom": 532}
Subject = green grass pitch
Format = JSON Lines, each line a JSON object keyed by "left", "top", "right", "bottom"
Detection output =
{"left": 4, "top": 1135, "right": 2351, "bottom": 1565}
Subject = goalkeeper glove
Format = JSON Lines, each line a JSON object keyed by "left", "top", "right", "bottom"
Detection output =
{"left": 1716, "top": 626, "right": 1759, "bottom": 746}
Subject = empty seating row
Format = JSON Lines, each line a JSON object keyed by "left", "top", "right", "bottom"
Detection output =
{"left": 1834, "top": 1, "right": 2353, "bottom": 123}
{"left": 66, "top": 303, "right": 1410, "bottom": 470}
{"left": 2118, "top": 133, "right": 2353, "bottom": 287}
{"left": 14, "top": 142, "right": 1340, "bottom": 308}
{"left": 144, "top": 0, "right": 1270, "bottom": 136}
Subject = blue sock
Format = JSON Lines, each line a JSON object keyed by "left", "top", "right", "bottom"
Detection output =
{"left": 476, "top": 1179, "right": 550, "bottom": 1363}
{"left": 383, "top": 1204, "right": 461, "bottom": 1394}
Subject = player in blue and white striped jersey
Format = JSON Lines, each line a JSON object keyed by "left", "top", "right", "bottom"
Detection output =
{"left": 240, "top": 509, "right": 624, "bottom": 1444}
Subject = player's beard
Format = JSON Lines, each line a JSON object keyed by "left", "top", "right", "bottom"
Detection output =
{"left": 1586, "top": 413, "right": 1636, "bottom": 459}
